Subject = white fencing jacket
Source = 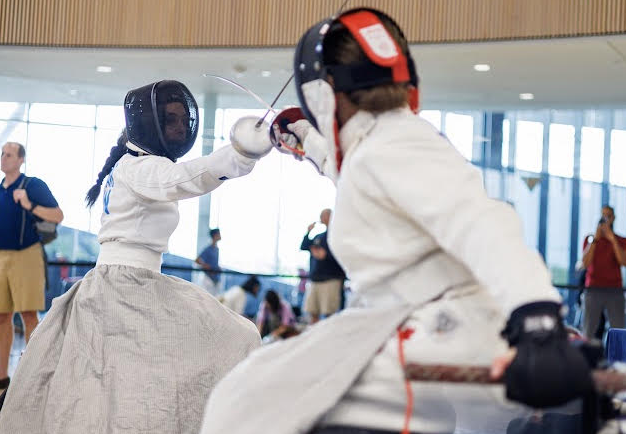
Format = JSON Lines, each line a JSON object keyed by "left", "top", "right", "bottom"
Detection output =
{"left": 97, "top": 145, "right": 255, "bottom": 270}
{"left": 199, "top": 108, "right": 560, "bottom": 434}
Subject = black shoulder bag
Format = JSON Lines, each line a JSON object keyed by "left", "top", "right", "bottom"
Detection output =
{"left": 18, "top": 177, "right": 58, "bottom": 246}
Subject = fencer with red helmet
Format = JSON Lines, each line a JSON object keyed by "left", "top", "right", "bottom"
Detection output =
{"left": 281, "top": 8, "right": 418, "bottom": 179}
{"left": 200, "top": 7, "right": 594, "bottom": 434}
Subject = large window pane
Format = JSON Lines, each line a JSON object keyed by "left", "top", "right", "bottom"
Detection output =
{"left": 578, "top": 181, "right": 603, "bottom": 262}
{"left": 546, "top": 177, "right": 572, "bottom": 284}
{"left": 501, "top": 119, "right": 510, "bottom": 167}
{"left": 277, "top": 155, "right": 336, "bottom": 275}
{"left": 580, "top": 127, "right": 604, "bottom": 182}
{"left": 444, "top": 112, "right": 473, "bottom": 160}
{"left": 610, "top": 129, "right": 626, "bottom": 186}
{"left": 419, "top": 110, "right": 441, "bottom": 130}
{"left": 96, "top": 105, "right": 125, "bottom": 130}
{"left": 515, "top": 120, "right": 543, "bottom": 173}
{"left": 211, "top": 108, "right": 337, "bottom": 274}
{"left": 506, "top": 172, "right": 541, "bottom": 249}
{"left": 0, "top": 102, "right": 28, "bottom": 121}
{"left": 29, "top": 103, "right": 96, "bottom": 127}
{"left": 0, "top": 121, "right": 27, "bottom": 147}
{"left": 548, "top": 123, "right": 574, "bottom": 177}
{"left": 89, "top": 128, "right": 125, "bottom": 234}
{"left": 211, "top": 108, "right": 279, "bottom": 273}
{"left": 168, "top": 108, "right": 204, "bottom": 259}
{"left": 609, "top": 185, "right": 626, "bottom": 237}
{"left": 483, "top": 168, "right": 503, "bottom": 199}
{"left": 26, "top": 124, "right": 95, "bottom": 231}
{"left": 210, "top": 145, "right": 281, "bottom": 273}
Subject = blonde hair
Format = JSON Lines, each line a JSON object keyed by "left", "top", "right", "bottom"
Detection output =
{"left": 323, "top": 14, "right": 411, "bottom": 113}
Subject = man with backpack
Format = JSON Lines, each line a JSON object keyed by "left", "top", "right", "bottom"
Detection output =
{"left": 0, "top": 141, "right": 63, "bottom": 392}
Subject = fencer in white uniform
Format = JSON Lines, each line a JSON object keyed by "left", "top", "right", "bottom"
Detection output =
{"left": 200, "top": 9, "right": 594, "bottom": 434}
{"left": 0, "top": 81, "right": 262, "bottom": 434}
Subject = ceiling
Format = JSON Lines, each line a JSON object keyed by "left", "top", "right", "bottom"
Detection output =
{"left": 1, "top": 34, "right": 625, "bottom": 111}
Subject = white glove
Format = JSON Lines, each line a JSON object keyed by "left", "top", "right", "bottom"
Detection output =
{"left": 287, "top": 120, "right": 329, "bottom": 173}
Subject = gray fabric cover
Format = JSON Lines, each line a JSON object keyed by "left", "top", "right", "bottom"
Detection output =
{"left": 0, "top": 264, "right": 260, "bottom": 434}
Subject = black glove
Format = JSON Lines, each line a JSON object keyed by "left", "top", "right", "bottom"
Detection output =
{"left": 501, "top": 301, "right": 595, "bottom": 408}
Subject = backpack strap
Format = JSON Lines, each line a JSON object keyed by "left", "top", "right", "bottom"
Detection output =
{"left": 18, "top": 176, "right": 29, "bottom": 247}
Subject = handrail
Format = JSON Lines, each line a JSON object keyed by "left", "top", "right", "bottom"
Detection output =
{"left": 46, "top": 261, "right": 626, "bottom": 291}
{"left": 46, "top": 260, "right": 306, "bottom": 279}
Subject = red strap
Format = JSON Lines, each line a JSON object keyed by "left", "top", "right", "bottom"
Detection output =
{"left": 333, "top": 120, "right": 342, "bottom": 172}
{"left": 408, "top": 86, "right": 419, "bottom": 114}
{"left": 339, "top": 10, "right": 409, "bottom": 83}
{"left": 397, "top": 326, "right": 416, "bottom": 434}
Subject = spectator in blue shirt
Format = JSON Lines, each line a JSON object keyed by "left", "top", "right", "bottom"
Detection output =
{"left": 0, "top": 141, "right": 63, "bottom": 391}
{"left": 195, "top": 228, "right": 221, "bottom": 296}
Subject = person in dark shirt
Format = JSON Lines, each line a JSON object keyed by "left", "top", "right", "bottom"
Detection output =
{"left": 581, "top": 205, "right": 626, "bottom": 338}
{"left": 0, "top": 141, "right": 63, "bottom": 392}
{"left": 300, "top": 208, "right": 345, "bottom": 323}
{"left": 196, "top": 228, "right": 222, "bottom": 296}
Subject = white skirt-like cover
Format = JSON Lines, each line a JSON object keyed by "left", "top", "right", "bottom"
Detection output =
{"left": 0, "top": 264, "right": 260, "bottom": 434}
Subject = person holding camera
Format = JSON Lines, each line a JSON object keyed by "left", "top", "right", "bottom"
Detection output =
{"left": 581, "top": 205, "right": 626, "bottom": 337}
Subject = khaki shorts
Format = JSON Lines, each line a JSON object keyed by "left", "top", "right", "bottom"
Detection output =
{"left": 0, "top": 243, "right": 45, "bottom": 313}
{"left": 303, "top": 278, "right": 343, "bottom": 316}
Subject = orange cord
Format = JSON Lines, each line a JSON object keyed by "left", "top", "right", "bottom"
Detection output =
{"left": 397, "top": 326, "right": 415, "bottom": 434}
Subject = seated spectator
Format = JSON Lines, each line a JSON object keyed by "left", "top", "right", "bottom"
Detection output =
{"left": 222, "top": 276, "right": 260, "bottom": 316}
{"left": 256, "top": 289, "right": 296, "bottom": 338}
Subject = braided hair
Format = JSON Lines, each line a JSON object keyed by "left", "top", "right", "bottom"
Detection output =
{"left": 85, "top": 129, "right": 128, "bottom": 208}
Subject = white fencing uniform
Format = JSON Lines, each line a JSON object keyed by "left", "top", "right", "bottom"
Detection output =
{"left": 222, "top": 285, "right": 248, "bottom": 315}
{"left": 200, "top": 109, "right": 561, "bottom": 434}
{"left": 0, "top": 145, "right": 261, "bottom": 434}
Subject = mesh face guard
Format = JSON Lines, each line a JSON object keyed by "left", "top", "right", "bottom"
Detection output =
{"left": 293, "top": 8, "right": 419, "bottom": 175}
{"left": 124, "top": 80, "right": 199, "bottom": 162}
{"left": 294, "top": 8, "right": 419, "bottom": 126}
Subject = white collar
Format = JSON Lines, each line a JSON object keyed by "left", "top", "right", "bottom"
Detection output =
{"left": 126, "top": 141, "right": 151, "bottom": 156}
{"left": 338, "top": 110, "right": 376, "bottom": 156}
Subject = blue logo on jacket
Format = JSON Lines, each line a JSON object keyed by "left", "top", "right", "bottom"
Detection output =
{"left": 103, "top": 173, "right": 114, "bottom": 215}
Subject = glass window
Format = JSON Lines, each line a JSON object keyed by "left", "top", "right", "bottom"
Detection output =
{"left": 29, "top": 103, "right": 96, "bottom": 127}
{"left": 501, "top": 119, "right": 510, "bottom": 167}
{"left": 547, "top": 123, "right": 575, "bottom": 178}
{"left": 483, "top": 168, "right": 503, "bottom": 200}
{"left": 545, "top": 177, "right": 572, "bottom": 285}
{"left": 609, "top": 185, "right": 626, "bottom": 237}
{"left": 506, "top": 172, "right": 541, "bottom": 249}
{"left": 580, "top": 127, "right": 604, "bottom": 183}
{"left": 89, "top": 128, "right": 125, "bottom": 234}
{"left": 168, "top": 108, "right": 204, "bottom": 259}
{"left": 615, "top": 109, "right": 626, "bottom": 130}
{"left": 444, "top": 112, "right": 473, "bottom": 160}
{"left": 0, "top": 102, "right": 28, "bottom": 121}
{"left": 515, "top": 120, "right": 543, "bottom": 173}
{"left": 210, "top": 108, "right": 337, "bottom": 274}
{"left": 276, "top": 155, "right": 337, "bottom": 275}
{"left": 95, "top": 105, "right": 125, "bottom": 130}
{"left": 0, "top": 121, "right": 28, "bottom": 147}
{"left": 210, "top": 109, "right": 280, "bottom": 273}
{"left": 577, "top": 181, "right": 603, "bottom": 261}
{"left": 26, "top": 124, "right": 95, "bottom": 231}
{"left": 610, "top": 129, "right": 626, "bottom": 186}
{"left": 419, "top": 110, "right": 441, "bottom": 130}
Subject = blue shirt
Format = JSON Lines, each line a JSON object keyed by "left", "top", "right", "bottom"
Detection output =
{"left": 199, "top": 244, "right": 220, "bottom": 283}
{"left": 0, "top": 174, "right": 58, "bottom": 250}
